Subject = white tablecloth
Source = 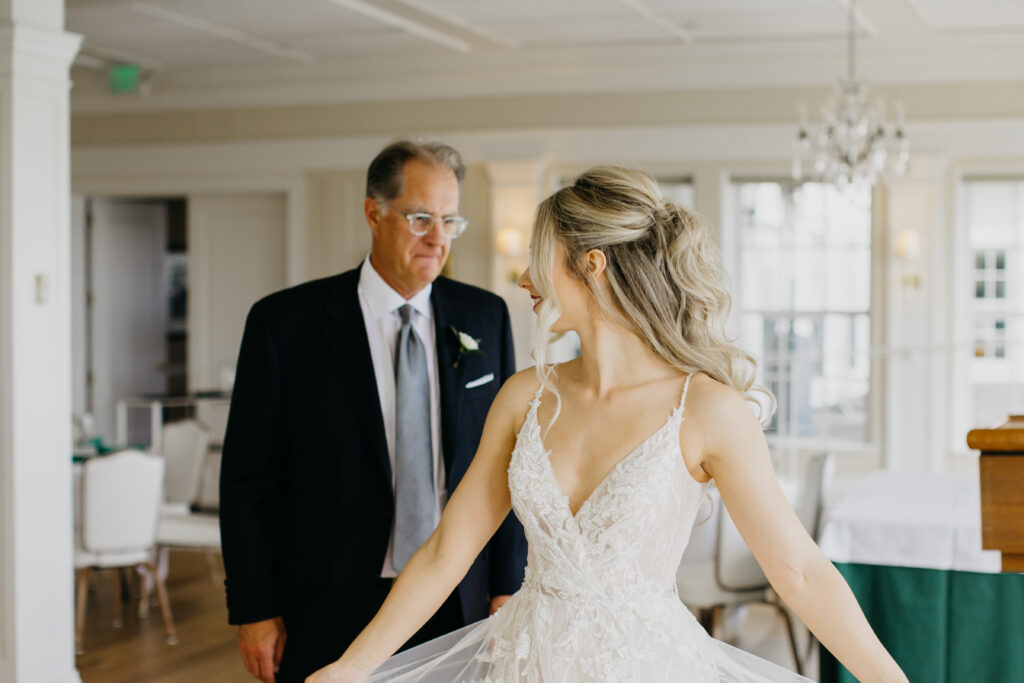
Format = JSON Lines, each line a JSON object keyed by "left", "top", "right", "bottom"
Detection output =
{"left": 818, "top": 470, "right": 1002, "bottom": 573}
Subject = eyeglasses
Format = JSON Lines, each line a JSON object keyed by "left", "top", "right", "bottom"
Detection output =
{"left": 380, "top": 200, "right": 469, "bottom": 239}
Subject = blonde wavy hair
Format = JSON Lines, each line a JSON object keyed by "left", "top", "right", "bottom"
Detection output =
{"left": 530, "top": 166, "right": 774, "bottom": 426}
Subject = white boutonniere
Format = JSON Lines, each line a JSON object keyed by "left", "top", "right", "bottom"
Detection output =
{"left": 450, "top": 325, "right": 484, "bottom": 368}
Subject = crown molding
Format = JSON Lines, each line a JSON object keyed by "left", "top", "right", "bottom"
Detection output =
{"left": 69, "top": 33, "right": 1024, "bottom": 114}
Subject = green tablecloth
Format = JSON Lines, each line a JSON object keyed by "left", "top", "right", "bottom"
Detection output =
{"left": 819, "top": 562, "right": 1024, "bottom": 683}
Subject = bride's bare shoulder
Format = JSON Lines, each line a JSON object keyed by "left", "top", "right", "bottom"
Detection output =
{"left": 684, "top": 373, "right": 762, "bottom": 433}
{"left": 683, "top": 373, "right": 767, "bottom": 465}
{"left": 492, "top": 361, "right": 578, "bottom": 431}
{"left": 490, "top": 368, "right": 542, "bottom": 425}
{"left": 497, "top": 367, "right": 542, "bottom": 402}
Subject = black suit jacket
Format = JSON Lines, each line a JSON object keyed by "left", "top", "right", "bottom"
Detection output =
{"left": 219, "top": 267, "right": 527, "bottom": 678}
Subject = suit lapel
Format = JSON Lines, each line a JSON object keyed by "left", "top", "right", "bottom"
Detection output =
{"left": 323, "top": 270, "right": 392, "bottom": 494}
{"left": 432, "top": 279, "right": 466, "bottom": 475}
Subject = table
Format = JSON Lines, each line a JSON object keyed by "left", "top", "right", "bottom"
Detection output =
{"left": 817, "top": 471, "right": 1024, "bottom": 682}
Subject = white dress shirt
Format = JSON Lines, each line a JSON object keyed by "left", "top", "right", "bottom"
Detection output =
{"left": 357, "top": 256, "right": 445, "bottom": 578}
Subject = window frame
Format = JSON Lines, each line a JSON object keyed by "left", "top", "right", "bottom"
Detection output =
{"left": 952, "top": 176, "right": 1024, "bottom": 453}
{"left": 723, "top": 176, "right": 882, "bottom": 467}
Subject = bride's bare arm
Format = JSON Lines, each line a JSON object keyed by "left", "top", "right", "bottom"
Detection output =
{"left": 688, "top": 378, "right": 907, "bottom": 683}
{"left": 308, "top": 371, "right": 538, "bottom": 681}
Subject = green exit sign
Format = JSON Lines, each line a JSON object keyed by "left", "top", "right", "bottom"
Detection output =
{"left": 108, "top": 63, "right": 140, "bottom": 94}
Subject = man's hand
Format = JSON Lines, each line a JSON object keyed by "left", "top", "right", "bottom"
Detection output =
{"left": 239, "top": 617, "right": 287, "bottom": 683}
{"left": 489, "top": 595, "right": 512, "bottom": 615}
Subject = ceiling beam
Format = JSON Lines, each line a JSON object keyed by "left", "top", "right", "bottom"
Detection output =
{"left": 842, "top": 0, "right": 932, "bottom": 39}
{"left": 392, "top": 0, "right": 519, "bottom": 49}
{"left": 325, "top": 0, "right": 473, "bottom": 53}
{"left": 130, "top": 2, "right": 315, "bottom": 63}
{"left": 616, "top": 0, "right": 694, "bottom": 44}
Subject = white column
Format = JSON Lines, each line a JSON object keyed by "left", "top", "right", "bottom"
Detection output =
{"left": 882, "top": 155, "right": 948, "bottom": 473}
{"left": 484, "top": 160, "right": 545, "bottom": 371}
{"left": 0, "top": 0, "right": 82, "bottom": 680}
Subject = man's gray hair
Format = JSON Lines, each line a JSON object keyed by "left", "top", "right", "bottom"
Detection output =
{"left": 365, "top": 140, "right": 466, "bottom": 200}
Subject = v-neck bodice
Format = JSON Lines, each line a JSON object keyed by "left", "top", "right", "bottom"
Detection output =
{"left": 536, "top": 375, "right": 695, "bottom": 519}
{"left": 507, "top": 375, "right": 709, "bottom": 598}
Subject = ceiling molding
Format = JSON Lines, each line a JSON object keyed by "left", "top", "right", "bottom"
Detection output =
{"left": 69, "top": 34, "right": 1024, "bottom": 114}
{"left": 70, "top": 81, "right": 1024, "bottom": 149}
{"left": 130, "top": 3, "right": 314, "bottom": 63}
{"left": 392, "top": 0, "right": 520, "bottom": 49}
{"left": 615, "top": 0, "right": 693, "bottom": 44}
{"left": 324, "top": 0, "right": 472, "bottom": 53}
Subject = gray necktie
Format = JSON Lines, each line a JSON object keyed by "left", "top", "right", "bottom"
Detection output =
{"left": 392, "top": 304, "right": 435, "bottom": 572}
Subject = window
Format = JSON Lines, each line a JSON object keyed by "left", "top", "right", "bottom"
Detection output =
{"left": 728, "top": 181, "right": 873, "bottom": 450}
{"left": 963, "top": 180, "right": 1024, "bottom": 427}
{"left": 658, "top": 179, "right": 695, "bottom": 212}
{"left": 974, "top": 249, "right": 1007, "bottom": 300}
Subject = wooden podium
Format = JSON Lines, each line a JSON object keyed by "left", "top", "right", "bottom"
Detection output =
{"left": 969, "top": 415, "right": 1024, "bottom": 572}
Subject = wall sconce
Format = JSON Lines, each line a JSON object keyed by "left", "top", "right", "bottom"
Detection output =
{"left": 894, "top": 229, "right": 922, "bottom": 290}
{"left": 497, "top": 226, "right": 526, "bottom": 284}
{"left": 496, "top": 226, "right": 525, "bottom": 257}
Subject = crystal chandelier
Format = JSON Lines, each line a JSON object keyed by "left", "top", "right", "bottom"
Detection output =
{"left": 793, "top": 0, "right": 910, "bottom": 188}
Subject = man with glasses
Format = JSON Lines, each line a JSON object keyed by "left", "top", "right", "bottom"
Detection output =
{"left": 220, "top": 141, "right": 527, "bottom": 683}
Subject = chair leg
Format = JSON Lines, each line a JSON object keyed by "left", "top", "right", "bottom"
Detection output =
{"left": 145, "top": 562, "right": 178, "bottom": 645}
{"left": 204, "top": 549, "right": 222, "bottom": 585}
{"left": 112, "top": 569, "right": 124, "bottom": 628}
{"left": 774, "top": 603, "right": 803, "bottom": 676}
{"left": 138, "top": 570, "right": 151, "bottom": 618}
{"left": 75, "top": 568, "right": 90, "bottom": 654}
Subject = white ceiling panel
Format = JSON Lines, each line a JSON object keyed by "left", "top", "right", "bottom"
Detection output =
{"left": 289, "top": 30, "right": 444, "bottom": 58}
{"left": 426, "top": 0, "right": 629, "bottom": 23}
{"left": 87, "top": 37, "right": 303, "bottom": 68}
{"left": 496, "top": 17, "right": 670, "bottom": 46}
{"left": 664, "top": 10, "right": 848, "bottom": 40}
{"left": 68, "top": 5, "right": 222, "bottom": 44}
{"left": 643, "top": 0, "right": 837, "bottom": 13}
{"left": 64, "top": 0, "right": 1024, "bottom": 112}
{"left": 908, "top": 0, "right": 1024, "bottom": 32}
{"left": 163, "top": 0, "right": 386, "bottom": 37}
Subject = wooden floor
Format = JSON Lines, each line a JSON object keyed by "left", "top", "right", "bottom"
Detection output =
{"left": 74, "top": 552, "right": 816, "bottom": 681}
{"left": 76, "top": 551, "right": 250, "bottom": 683}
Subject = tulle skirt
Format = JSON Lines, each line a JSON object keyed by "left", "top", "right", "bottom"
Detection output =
{"left": 365, "top": 578, "right": 812, "bottom": 682}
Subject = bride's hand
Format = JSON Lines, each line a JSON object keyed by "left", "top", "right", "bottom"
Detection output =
{"left": 305, "top": 660, "right": 370, "bottom": 683}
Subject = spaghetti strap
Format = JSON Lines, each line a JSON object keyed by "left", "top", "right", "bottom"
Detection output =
{"left": 672, "top": 373, "right": 694, "bottom": 419}
{"left": 526, "top": 383, "right": 544, "bottom": 418}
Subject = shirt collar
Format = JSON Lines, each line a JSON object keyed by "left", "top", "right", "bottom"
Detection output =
{"left": 359, "top": 255, "right": 433, "bottom": 321}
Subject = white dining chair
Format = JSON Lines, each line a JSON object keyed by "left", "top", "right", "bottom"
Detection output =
{"left": 75, "top": 450, "right": 177, "bottom": 653}
{"left": 675, "top": 453, "right": 834, "bottom": 675}
{"left": 160, "top": 419, "right": 210, "bottom": 505}
{"left": 153, "top": 419, "right": 222, "bottom": 596}
{"left": 194, "top": 399, "right": 230, "bottom": 449}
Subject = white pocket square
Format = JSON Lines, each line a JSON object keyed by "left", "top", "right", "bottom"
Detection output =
{"left": 465, "top": 373, "right": 495, "bottom": 389}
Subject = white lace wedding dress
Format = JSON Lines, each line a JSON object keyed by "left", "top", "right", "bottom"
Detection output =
{"left": 367, "top": 377, "right": 812, "bottom": 682}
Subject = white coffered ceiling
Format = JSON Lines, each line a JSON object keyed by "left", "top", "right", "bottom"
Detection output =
{"left": 66, "top": 0, "right": 1024, "bottom": 112}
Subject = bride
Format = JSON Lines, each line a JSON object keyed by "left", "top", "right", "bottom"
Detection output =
{"left": 308, "top": 167, "right": 906, "bottom": 682}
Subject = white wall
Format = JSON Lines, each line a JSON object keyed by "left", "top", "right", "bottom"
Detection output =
{"left": 188, "top": 193, "right": 287, "bottom": 391}
{"left": 89, "top": 199, "right": 168, "bottom": 443}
